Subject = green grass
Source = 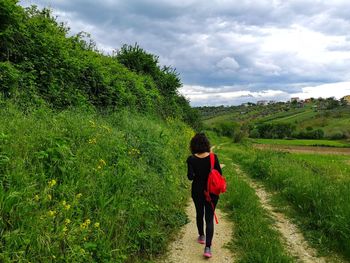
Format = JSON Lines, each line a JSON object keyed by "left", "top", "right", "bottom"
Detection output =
{"left": 208, "top": 136, "right": 294, "bottom": 262}
{"left": 271, "top": 110, "right": 316, "bottom": 123}
{"left": 224, "top": 143, "right": 350, "bottom": 260}
{"left": 257, "top": 108, "right": 308, "bottom": 123}
{"left": 0, "top": 104, "right": 194, "bottom": 262}
{"left": 251, "top": 138, "right": 350, "bottom": 147}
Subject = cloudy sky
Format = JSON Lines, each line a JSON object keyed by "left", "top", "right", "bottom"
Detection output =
{"left": 20, "top": 0, "right": 350, "bottom": 106}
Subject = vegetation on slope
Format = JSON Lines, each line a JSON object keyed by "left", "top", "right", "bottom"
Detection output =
{"left": 0, "top": 102, "right": 193, "bottom": 262}
{"left": 0, "top": 0, "right": 200, "bottom": 129}
{"left": 0, "top": 1, "right": 199, "bottom": 262}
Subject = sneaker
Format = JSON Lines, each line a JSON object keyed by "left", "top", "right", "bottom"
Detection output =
{"left": 197, "top": 235, "right": 205, "bottom": 244}
{"left": 203, "top": 246, "right": 212, "bottom": 258}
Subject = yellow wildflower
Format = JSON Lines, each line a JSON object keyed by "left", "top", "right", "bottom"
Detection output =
{"left": 34, "top": 195, "right": 40, "bottom": 201}
{"left": 47, "top": 194, "right": 52, "bottom": 200}
{"left": 62, "top": 200, "right": 66, "bottom": 206}
{"left": 65, "top": 219, "right": 71, "bottom": 225}
{"left": 62, "top": 226, "right": 68, "bottom": 233}
{"left": 88, "top": 138, "right": 97, "bottom": 144}
{"left": 94, "top": 222, "right": 100, "bottom": 228}
{"left": 80, "top": 219, "right": 91, "bottom": 229}
{"left": 80, "top": 248, "right": 85, "bottom": 254}
{"left": 99, "top": 159, "right": 106, "bottom": 166}
{"left": 89, "top": 120, "right": 96, "bottom": 127}
{"left": 48, "top": 179, "right": 57, "bottom": 187}
{"left": 48, "top": 210, "right": 56, "bottom": 217}
{"left": 101, "top": 125, "right": 112, "bottom": 133}
{"left": 76, "top": 193, "right": 83, "bottom": 199}
{"left": 128, "top": 148, "right": 140, "bottom": 156}
{"left": 64, "top": 204, "right": 71, "bottom": 210}
{"left": 97, "top": 165, "right": 102, "bottom": 169}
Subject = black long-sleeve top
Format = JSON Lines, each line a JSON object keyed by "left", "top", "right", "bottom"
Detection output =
{"left": 187, "top": 154, "right": 222, "bottom": 197}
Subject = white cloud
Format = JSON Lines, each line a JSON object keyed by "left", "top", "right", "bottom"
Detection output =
{"left": 180, "top": 85, "right": 289, "bottom": 106}
{"left": 216, "top": 57, "right": 240, "bottom": 71}
{"left": 291, "top": 81, "right": 350, "bottom": 99}
{"left": 180, "top": 82, "right": 350, "bottom": 106}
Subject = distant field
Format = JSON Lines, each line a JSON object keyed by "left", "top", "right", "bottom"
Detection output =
{"left": 202, "top": 104, "right": 350, "bottom": 140}
{"left": 251, "top": 138, "right": 350, "bottom": 148}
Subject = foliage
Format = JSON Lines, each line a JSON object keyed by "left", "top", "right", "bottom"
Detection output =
{"left": 0, "top": 2, "right": 201, "bottom": 128}
{"left": 295, "top": 128, "right": 324, "bottom": 139}
{"left": 227, "top": 143, "right": 350, "bottom": 260}
{"left": 254, "top": 122, "right": 295, "bottom": 139}
{"left": 0, "top": 104, "right": 194, "bottom": 262}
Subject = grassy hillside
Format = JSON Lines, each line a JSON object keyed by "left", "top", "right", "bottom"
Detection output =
{"left": 0, "top": 102, "right": 193, "bottom": 262}
{"left": 200, "top": 102, "right": 350, "bottom": 140}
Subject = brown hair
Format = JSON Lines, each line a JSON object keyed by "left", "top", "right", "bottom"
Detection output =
{"left": 189, "top": 133, "right": 210, "bottom": 154}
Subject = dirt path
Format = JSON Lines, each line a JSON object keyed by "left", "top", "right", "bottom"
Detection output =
{"left": 233, "top": 163, "right": 328, "bottom": 263}
{"left": 254, "top": 144, "right": 350, "bottom": 155}
{"left": 158, "top": 200, "right": 234, "bottom": 263}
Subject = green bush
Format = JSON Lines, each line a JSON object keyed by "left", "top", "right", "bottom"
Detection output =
{"left": 0, "top": 2, "right": 201, "bottom": 128}
{"left": 297, "top": 128, "right": 324, "bottom": 139}
{"left": 0, "top": 62, "right": 19, "bottom": 98}
{"left": 254, "top": 123, "right": 295, "bottom": 139}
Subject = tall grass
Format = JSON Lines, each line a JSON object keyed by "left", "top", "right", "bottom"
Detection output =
{"left": 212, "top": 142, "right": 294, "bottom": 262}
{"left": 228, "top": 143, "right": 350, "bottom": 259}
{"left": 0, "top": 103, "right": 193, "bottom": 262}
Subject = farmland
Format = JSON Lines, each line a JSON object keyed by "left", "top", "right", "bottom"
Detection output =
{"left": 251, "top": 138, "right": 350, "bottom": 148}
{"left": 200, "top": 102, "right": 350, "bottom": 140}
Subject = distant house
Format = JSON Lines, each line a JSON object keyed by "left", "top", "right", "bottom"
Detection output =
{"left": 342, "top": 95, "right": 350, "bottom": 104}
{"left": 257, "top": 100, "right": 268, "bottom": 106}
{"left": 304, "top": 98, "right": 312, "bottom": 103}
{"left": 290, "top": 97, "right": 300, "bottom": 103}
{"left": 268, "top": 100, "right": 276, "bottom": 105}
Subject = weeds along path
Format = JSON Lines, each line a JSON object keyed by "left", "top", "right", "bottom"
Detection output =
{"left": 158, "top": 199, "right": 234, "bottom": 263}
{"left": 232, "top": 163, "right": 327, "bottom": 263}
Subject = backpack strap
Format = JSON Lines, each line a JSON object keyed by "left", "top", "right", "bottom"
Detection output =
{"left": 208, "top": 152, "right": 219, "bottom": 224}
{"left": 209, "top": 152, "right": 215, "bottom": 171}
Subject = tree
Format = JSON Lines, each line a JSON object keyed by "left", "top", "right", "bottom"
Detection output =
{"left": 325, "top": 97, "right": 339, "bottom": 109}
{"left": 115, "top": 43, "right": 181, "bottom": 96}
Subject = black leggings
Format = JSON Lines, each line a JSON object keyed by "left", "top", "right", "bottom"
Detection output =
{"left": 192, "top": 194, "right": 219, "bottom": 247}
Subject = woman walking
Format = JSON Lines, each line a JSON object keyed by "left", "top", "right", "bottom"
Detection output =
{"left": 186, "top": 133, "right": 222, "bottom": 258}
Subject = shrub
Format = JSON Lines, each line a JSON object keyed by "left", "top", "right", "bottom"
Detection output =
{"left": 297, "top": 128, "right": 324, "bottom": 139}
{"left": 329, "top": 132, "right": 345, "bottom": 140}
{"left": 254, "top": 123, "right": 295, "bottom": 139}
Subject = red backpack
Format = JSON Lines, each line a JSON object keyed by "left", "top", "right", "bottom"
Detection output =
{"left": 204, "top": 152, "right": 227, "bottom": 224}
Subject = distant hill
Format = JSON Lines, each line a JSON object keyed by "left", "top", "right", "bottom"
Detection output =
{"left": 198, "top": 99, "right": 350, "bottom": 140}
